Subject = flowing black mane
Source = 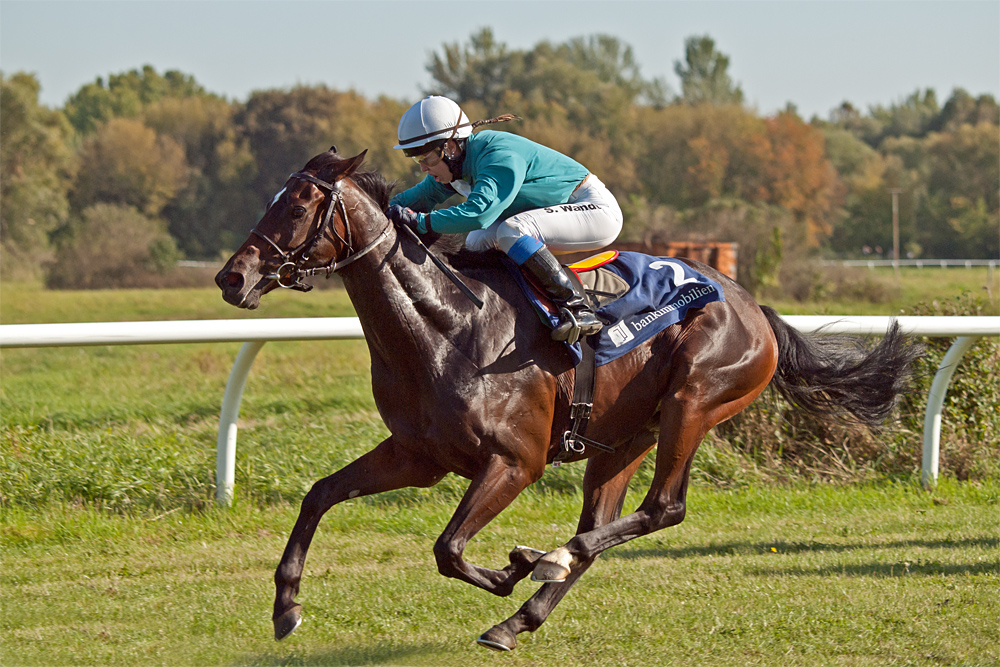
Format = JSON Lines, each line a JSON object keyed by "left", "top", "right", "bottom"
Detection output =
{"left": 351, "top": 171, "right": 396, "bottom": 211}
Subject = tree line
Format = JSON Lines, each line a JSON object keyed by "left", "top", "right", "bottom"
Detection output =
{"left": 2, "top": 30, "right": 997, "bottom": 291}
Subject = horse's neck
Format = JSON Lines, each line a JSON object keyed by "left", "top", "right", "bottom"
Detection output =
{"left": 340, "top": 230, "right": 485, "bottom": 364}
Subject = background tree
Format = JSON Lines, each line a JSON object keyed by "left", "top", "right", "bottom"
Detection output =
{"left": 932, "top": 89, "right": 1000, "bottom": 132}
{"left": 143, "top": 95, "right": 257, "bottom": 257}
{"left": 917, "top": 122, "right": 1000, "bottom": 258}
{"left": 857, "top": 88, "right": 940, "bottom": 147}
{"left": 674, "top": 35, "right": 744, "bottom": 106}
{"left": 0, "top": 72, "right": 78, "bottom": 280}
{"left": 64, "top": 65, "right": 207, "bottom": 135}
{"left": 828, "top": 101, "right": 885, "bottom": 148}
{"left": 425, "top": 28, "right": 520, "bottom": 110}
{"left": 70, "top": 117, "right": 189, "bottom": 218}
{"left": 234, "top": 87, "right": 412, "bottom": 215}
{"left": 822, "top": 87, "right": 999, "bottom": 259}
{"left": 560, "top": 35, "right": 670, "bottom": 107}
{"left": 762, "top": 110, "right": 840, "bottom": 243}
{"left": 827, "top": 152, "right": 909, "bottom": 257}
{"left": 45, "top": 203, "right": 179, "bottom": 289}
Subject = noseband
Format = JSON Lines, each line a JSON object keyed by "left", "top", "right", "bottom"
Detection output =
{"left": 250, "top": 171, "right": 391, "bottom": 292}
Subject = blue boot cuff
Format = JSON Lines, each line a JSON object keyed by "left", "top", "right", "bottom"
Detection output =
{"left": 506, "top": 236, "right": 545, "bottom": 265}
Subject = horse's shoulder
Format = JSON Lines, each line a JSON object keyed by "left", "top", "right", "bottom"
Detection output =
{"left": 428, "top": 236, "right": 510, "bottom": 280}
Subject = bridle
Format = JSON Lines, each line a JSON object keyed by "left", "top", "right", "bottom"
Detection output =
{"left": 249, "top": 171, "right": 391, "bottom": 292}
{"left": 248, "top": 169, "right": 483, "bottom": 309}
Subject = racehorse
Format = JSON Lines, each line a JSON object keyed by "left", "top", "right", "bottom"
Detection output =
{"left": 216, "top": 148, "right": 919, "bottom": 651}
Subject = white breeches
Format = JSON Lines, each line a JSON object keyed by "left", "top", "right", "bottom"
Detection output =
{"left": 465, "top": 174, "right": 623, "bottom": 256}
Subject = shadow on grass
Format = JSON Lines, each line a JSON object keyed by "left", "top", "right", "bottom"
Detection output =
{"left": 746, "top": 559, "right": 1000, "bottom": 577}
{"left": 604, "top": 538, "right": 999, "bottom": 577}
{"left": 237, "top": 640, "right": 452, "bottom": 666}
{"left": 607, "top": 537, "right": 999, "bottom": 561}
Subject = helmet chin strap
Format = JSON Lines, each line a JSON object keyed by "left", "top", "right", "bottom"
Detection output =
{"left": 443, "top": 139, "right": 465, "bottom": 182}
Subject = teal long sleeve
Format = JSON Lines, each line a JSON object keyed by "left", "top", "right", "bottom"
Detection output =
{"left": 388, "top": 131, "right": 589, "bottom": 234}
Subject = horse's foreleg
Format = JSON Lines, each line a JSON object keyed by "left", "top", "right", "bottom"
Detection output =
{"left": 273, "top": 436, "right": 445, "bottom": 640}
{"left": 432, "top": 453, "right": 540, "bottom": 597}
{"left": 478, "top": 432, "right": 655, "bottom": 651}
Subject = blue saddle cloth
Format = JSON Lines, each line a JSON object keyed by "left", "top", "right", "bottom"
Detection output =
{"left": 506, "top": 251, "right": 726, "bottom": 366}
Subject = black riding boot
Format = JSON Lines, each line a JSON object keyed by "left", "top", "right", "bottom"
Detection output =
{"left": 520, "top": 246, "right": 603, "bottom": 344}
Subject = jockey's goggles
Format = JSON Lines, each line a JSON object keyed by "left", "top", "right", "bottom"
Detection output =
{"left": 411, "top": 146, "right": 444, "bottom": 168}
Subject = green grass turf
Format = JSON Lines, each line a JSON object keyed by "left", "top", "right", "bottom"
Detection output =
{"left": 2, "top": 480, "right": 997, "bottom": 666}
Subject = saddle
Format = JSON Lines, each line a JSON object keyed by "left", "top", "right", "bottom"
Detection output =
{"left": 520, "top": 250, "right": 630, "bottom": 316}
{"left": 567, "top": 250, "right": 632, "bottom": 307}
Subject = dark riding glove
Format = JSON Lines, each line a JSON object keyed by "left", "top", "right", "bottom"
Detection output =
{"left": 385, "top": 205, "right": 428, "bottom": 234}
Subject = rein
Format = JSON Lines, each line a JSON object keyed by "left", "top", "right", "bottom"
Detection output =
{"left": 251, "top": 171, "right": 483, "bottom": 309}
{"left": 250, "top": 171, "right": 391, "bottom": 292}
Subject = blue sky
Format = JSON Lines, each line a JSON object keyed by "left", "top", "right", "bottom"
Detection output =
{"left": 2, "top": 0, "right": 998, "bottom": 119}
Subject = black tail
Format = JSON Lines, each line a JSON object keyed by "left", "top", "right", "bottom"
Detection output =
{"left": 760, "top": 306, "right": 923, "bottom": 428}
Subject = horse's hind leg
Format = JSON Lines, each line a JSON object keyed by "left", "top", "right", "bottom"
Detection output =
{"left": 527, "top": 396, "right": 728, "bottom": 591}
{"left": 273, "top": 436, "right": 445, "bottom": 640}
{"left": 532, "top": 361, "right": 771, "bottom": 588}
{"left": 478, "top": 431, "right": 656, "bottom": 651}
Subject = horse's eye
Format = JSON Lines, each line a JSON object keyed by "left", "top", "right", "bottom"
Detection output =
{"left": 292, "top": 206, "right": 307, "bottom": 218}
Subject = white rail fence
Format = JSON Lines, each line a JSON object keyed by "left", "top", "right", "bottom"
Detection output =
{"left": 2, "top": 316, "right": 997, "bottom": 505}
{"left": 822, "top": 259, "right": 998, "bottom": 269}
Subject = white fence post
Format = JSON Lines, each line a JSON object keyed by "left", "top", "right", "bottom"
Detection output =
{"left": 922, "top": 336, "right": 979, "bottom": 488}
{"left": 216, "top": 341, "right": 266, "bottom": 506}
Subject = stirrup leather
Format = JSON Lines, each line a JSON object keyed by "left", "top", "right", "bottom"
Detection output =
{"left": 554, "top": 338, "right": 614, "bottom": 464}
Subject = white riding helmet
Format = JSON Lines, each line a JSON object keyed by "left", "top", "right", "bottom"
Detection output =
{"left": 393, "top": 96, "right": 473, "bottom": 152}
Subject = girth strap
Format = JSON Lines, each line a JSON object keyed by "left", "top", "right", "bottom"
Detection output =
{"left": 555, "top": 337, "right": 614, "bottom": 463}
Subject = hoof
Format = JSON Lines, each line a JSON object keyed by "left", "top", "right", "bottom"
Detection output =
{"left": 531, "top": 547, "right": 573, "bottom": 583}
{"left": 477, "top": 625, "right": 517, "bottom": 651}
{"left": 273, "top": 604, "right": 302, "bottom": 641}
{"left": 510, "top": 545, "right": 546, "bottom": 567}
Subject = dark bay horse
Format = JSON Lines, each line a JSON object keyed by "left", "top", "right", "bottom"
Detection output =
{"left": 216, "top": 149, "right": 919, "bottom": 651}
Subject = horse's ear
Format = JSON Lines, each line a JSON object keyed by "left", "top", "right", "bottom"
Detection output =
{"left": 329, "top": 145, "right": 338, "bottom": 154}
{"left": 333, "top": 150, "right": 367, "bottom": 181}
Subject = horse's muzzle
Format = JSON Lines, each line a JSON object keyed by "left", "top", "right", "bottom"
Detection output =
{"left": 215, "top": 268, "right": 241, "bottom": 292}
{"left": 215, "top": 267, "right": 263, "bottom": 309}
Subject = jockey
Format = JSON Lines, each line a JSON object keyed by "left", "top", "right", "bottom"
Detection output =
{"left": 385, "top": 95, "right": 623, "bottom": 342}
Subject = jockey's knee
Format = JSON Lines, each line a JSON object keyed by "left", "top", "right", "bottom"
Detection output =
{"left": 495, "top": 215, "right": 538, "bottom": 255}
{"left": 465, "top": 228, "right": 498, "bottom": 253}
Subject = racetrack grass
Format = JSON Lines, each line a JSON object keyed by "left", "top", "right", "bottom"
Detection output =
{"left": 2, "top": 480, "right": 997, "bottom": 667}
{"left": 0, "top": 278, "right": 358, "bottom": 324}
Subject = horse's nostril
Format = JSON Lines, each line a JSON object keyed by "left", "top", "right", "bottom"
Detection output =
{"left": 225, "top": 272, "right": 243, "bottom": 289}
